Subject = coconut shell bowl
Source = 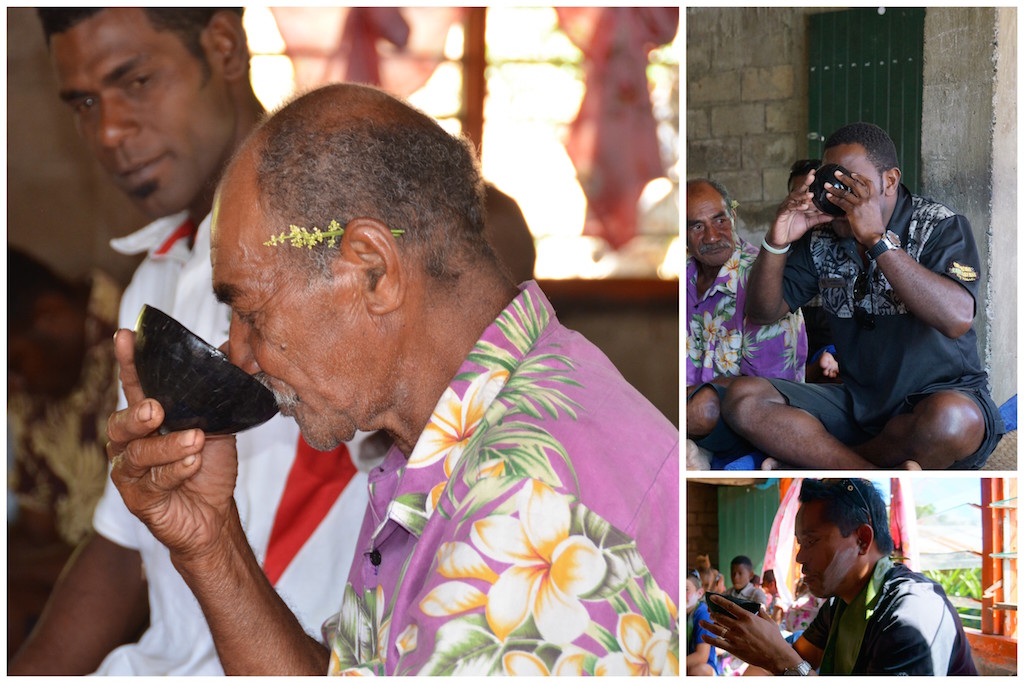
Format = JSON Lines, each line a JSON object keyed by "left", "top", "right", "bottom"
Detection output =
{"left": 133, "top": 304, "right": 279, "bottom": 435}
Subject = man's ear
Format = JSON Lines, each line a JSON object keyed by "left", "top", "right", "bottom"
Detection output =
{"left": 882, "top": 167, "right": 902, "bottom": 197}
{"left": 201, "top": 10, "right": 250, "bottom": 83}
{"left": 856, "top": 524, "right": 874, "bottom": 554}
{"left": 336, "top": 217, "right": 405, "bottom": 316}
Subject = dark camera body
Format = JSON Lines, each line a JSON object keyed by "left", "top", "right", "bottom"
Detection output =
{"left": 810, "top": 163, "right": 852, "bottom": 217}
{"left": 705, "top": 591, "right": 762, "bottom": 615}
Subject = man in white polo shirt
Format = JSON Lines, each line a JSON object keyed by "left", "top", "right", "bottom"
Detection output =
{"left": 11, "top": 8, "right": 373, "bottom": 674}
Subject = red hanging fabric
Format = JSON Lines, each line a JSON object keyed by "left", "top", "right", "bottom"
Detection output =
{"left": 556, "top": 7, "right": 678, "bottom": 249}
{"left": 270, "top": 7, "right": 462, "bottom": 97}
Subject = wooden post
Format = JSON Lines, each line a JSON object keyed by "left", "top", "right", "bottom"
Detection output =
{"left": 462, "top": 8, "right": 487, "bottom": 157}
{"left": 980, "top": 478, "right": 1004, "bottom": 635}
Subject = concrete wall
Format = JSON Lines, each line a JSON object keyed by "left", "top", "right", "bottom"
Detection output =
{"left": 920, "top": 7, "right": 1016, "bottom": 404}
{"left": 686, "top": 7, "right": 1017, "bottom": 401}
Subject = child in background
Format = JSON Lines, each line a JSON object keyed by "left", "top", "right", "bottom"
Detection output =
{"left": 779, "top": 578, "right": 823, "bottom": 639}
{"left": 726, "top": 555, "right": 769, "bottom": 608}
{"left": 685, "top": 570, "right": 718, "bottom": 675}
{"left": 761, "top": 569, "right": 779, "bottom": 612}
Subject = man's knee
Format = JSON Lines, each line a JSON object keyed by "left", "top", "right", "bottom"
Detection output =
{"left": 721, "top": 376, "right": 781, "bottom": 428}
{"left": 687, "top": 385, "right": 722, "bottom": 437}
{"left": 910, "top": 392, "right": 986, "bottom": 458}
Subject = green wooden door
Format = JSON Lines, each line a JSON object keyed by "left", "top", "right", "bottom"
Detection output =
{"left": 717, "top": 480, "right": 780, "bottom": 579}
{"left": 808, "top": 8, "right": 925, "bottom": 192}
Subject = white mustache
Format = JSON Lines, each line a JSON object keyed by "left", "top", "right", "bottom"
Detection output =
{"left": 254, "top": 371, "right": 299, "bottom": 411}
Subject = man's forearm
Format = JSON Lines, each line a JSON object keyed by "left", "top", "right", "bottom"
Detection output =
{"left": 9, "top": 534, "right": 149, "bottom": 674}
{"left": 745, "top": 245, "right": 792, "bottom": 324}
{"left": 172, "top": 505, "right": 331, "bottom": 675}
{"left": 873, "top": 249, "right": 974, "bottom": 337}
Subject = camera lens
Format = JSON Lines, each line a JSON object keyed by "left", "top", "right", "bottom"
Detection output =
{"left": 810, "top": 163, "right": 852, "bottom": 217}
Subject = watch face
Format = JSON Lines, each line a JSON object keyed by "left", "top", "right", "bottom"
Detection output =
{"left": 886, "top": 230, "right": 901, "bottom": 247}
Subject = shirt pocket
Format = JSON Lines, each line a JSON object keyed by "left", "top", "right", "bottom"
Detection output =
{"left": 818, "top": 268, "right": 857, "bottom": 318}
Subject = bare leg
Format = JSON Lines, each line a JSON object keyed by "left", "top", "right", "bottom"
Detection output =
{"left": 852, "top": 391, "right": 985, "bottom": 469}
{"left": 686, "top": 382, "right": 731, "bottom": 440}
{"left": 687, "top": 662, "right": 716, "bottom": 676}
{"left": 723, "top": 377, "right": 903, "bottom": 470}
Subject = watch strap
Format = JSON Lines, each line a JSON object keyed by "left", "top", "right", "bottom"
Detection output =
{"left": 867, "top": 235, "right": 892, "bottom": 261}
{"left": 783, "top": 659, "right": 812, "bottom": 675}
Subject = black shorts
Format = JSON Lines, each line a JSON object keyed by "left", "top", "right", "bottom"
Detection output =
{"left": 765, "top": 379, "right": 1005, "bottom": 470}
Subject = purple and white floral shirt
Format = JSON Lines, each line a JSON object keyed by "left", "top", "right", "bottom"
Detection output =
{"left": 686, "top": 237, "right": 807, "bottom": 386}
{"left": 323, "top": 281, "right": 679, "bottom": 675}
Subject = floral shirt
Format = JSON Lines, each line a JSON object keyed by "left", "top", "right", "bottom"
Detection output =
{"left": 323, "top": 281, "right": 679, "bottom": 676}
{"left": 686, "top": 237, "right": 807, "bottom": 386}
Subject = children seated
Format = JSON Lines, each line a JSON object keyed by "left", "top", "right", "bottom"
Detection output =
{"left": 685, "top": 570, "right": 719, "bottom": 675}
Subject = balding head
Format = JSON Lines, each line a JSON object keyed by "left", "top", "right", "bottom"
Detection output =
{"left": 225, "top": 83, "right": 496, "bottom": 283}
{"left": 210, "top": 84, "right": 520, "bottom": 454}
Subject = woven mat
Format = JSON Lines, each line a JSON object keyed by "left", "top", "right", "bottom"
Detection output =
{"left": 982, "top": 430, "right": 1017, "bottom": 471}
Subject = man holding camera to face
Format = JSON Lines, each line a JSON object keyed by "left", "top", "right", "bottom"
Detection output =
{"left": 722, "top": 122, "right": 1004, "bottom": 470}
{"left": 701, "top": 478, "right": 977, "bottom": 675}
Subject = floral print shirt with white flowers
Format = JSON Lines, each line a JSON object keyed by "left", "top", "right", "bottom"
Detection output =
{"left": 322, "top": 281, "right": 679, "bottom": 675}
{"left": 686, "top": 237, "right": 807, "bottom": 386}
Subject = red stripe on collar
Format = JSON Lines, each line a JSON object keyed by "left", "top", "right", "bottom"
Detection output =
{"left": 153, "top": 218, "right": 197, "bottom": 256}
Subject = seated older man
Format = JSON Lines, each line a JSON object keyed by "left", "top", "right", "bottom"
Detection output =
{"left": 686, "top": 179, "right": 807, "bottom": 468}
{"left": 104, "top": 83, "right": 679, "bottom": 676}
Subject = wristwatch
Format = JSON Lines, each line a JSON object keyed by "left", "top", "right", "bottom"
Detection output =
{"left": 866, "top": 229, "right": 901, "bottom": 261}
{"left": 783, "top": 660, "right": 812, "bottom": 676}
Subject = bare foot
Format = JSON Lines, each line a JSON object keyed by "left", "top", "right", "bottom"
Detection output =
{"left": 900, "top": 460, "right": 922, "bottom": 471}
{"left": 687, "top": 439, "right": 712, "bottom": 471}
{"left": 761, "top": 457, "right": 782, "bottom": 471}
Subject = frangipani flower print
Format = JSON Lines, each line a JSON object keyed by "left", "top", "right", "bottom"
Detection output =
{"left": 478, "top": 480, "right": 606, "bottom": 644}
{"left": 420, "top": 479, "right": 606, "bottom": 644}
{"left": 713, "top": 327, "right": 741, "bottom": 375}
{"left": 594, "top": 614, "right": 678, "bottom": 676}
{"left": 686, "top": 236, "right": 807, "bottom": 385}
{"left": 409, "top": 369, "right": 509, "bottom": 472}
{"left": 407, "top": 369, "right": 508, "bottom": 512}
{"left": 323, "top": 283, "right": 679, "bottom": 675}
{"left": 502, "top": 647, "right": 588, "bottom": 675}
{"left": 720, "top": 252, "right": 742, "bottom": 293}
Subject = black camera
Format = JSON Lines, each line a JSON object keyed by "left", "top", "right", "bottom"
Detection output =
{"left": 705, "top": 591, "right": 762, "bottom": 616}
{"left": 810, "top": 163, "right": 852, "bottom": 217}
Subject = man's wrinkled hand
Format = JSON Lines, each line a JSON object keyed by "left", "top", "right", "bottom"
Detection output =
{"left": 106, "top": 329, "right": 240, "bottom": 564}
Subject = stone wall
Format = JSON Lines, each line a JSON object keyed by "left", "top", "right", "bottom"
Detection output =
{"left": 686, "top": 7, "right": 809, "bottom": 241}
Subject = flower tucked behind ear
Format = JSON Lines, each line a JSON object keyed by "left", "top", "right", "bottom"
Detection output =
{"left": 264, "top": 219, "right": 404, "bottom": 249}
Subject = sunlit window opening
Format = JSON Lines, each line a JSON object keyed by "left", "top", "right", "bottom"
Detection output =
{"left": 245, "top": 7, "right": 679, "bottom": 280}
